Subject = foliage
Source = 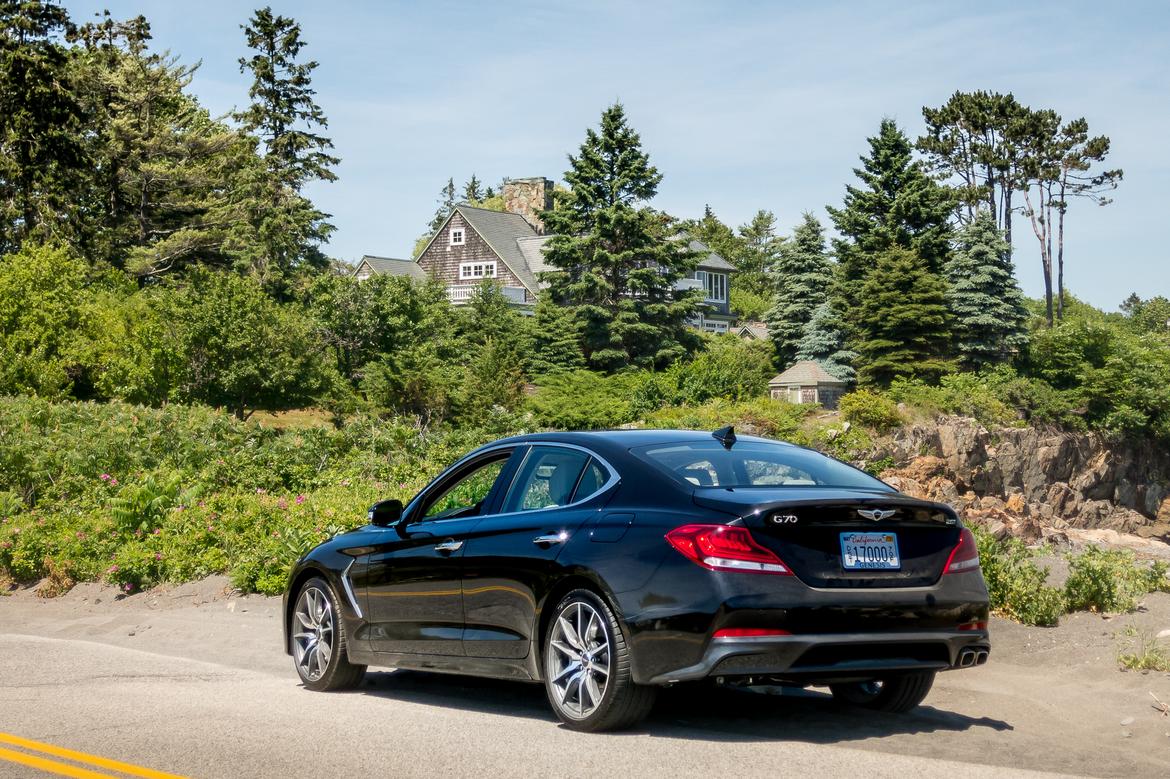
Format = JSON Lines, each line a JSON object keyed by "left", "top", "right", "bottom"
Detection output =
{"left": 944, "top": 211, "right": 1030, "bottom": 370}
{"left": 527, "top": 293, "right": 585, "bottom": 375}
{"left": 632, "top": 336, "right": 775, "bottom": 415}
{"left": 729, "top": 287, "right": 770, "bottom": 321}
{"left": 1120, "top": 294, "right": 1170, "bottom": 335}
{"left": 1116, "top": 628, "right": 1170, "bottom": 673}
{"left": 540, "top": 103, "right": 701, "bottom": 371}
{"left": 1063, "top": 546, "right": 1169, "bottom": 613}
{"left": 765, "top": 213, "right": 832, "bottom": 368}
{"left": 641, "top": 397, "right": 812, "bottom": 441}
{"left": 794, "top": 301, "right": 857, "bottom": 383}
{"left": 528, "top": 370, "right": 638, "bottom": 430}
{"left": 855, "top": 248, "right": 953, "bottom": 387}
{"left": 971, "top": 527, "right": 1065, "bottom": 626}
{"left": 838, "top": 390, "right": 903, "bottom": 434}
{"left": 734, "top": 209, "right": 784, "bottom": 297}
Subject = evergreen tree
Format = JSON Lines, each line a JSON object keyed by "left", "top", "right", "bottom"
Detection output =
{"left": 827, "top": 119, "right": 955, "bottom": 314}
{"left": 235, "top": 7, "right": 337, "bottom": 190}
{"left": 855, "top": 248, "right": 953, "bottom": 386}
{"left": 527, "top": 293, "right": 585, "bottom": 375}
{"left": 944, "top": 210, "right": 1029, "bottom": 370}
{"left": 0, "top": 0, "right": 86, "bottom": 253}
{"left": 684, "top": 205, "right": 742, "bottom": 266}
{"left": 540, "top": 103, "right": 700, "bottom": 372}
{"left": 235, "top": 7, "right": 336, "bottom": 288}
{"left": 765, "top": 213, "right": 832, "bottom": 368}
{"left": 463, "top": 174, "right": 483, "bottom": 203}
{"left": 735, "top": 209, "right": 784, "bottom": 296}
{"left": 428, "top": 177, "right": 457, "bottom": 232}
{"left": 794, "top": 301, "right": 857, "bottom": 383}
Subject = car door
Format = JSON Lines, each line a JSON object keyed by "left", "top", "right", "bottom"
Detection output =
{"left": 364, "top": 447, "right": 521, "bottom": 656}
{"left": 461, "top": 445, "right": 616, "bottom": 659}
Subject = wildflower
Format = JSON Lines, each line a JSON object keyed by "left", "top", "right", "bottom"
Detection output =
{"left": 109, "top": 478, "right": 118, "bottom": 487}
{"left": 108, "top": 565, "right": 119, "bottom": 573}
{"left": 154, "top": 553, "right": 163, "bottom": 561}
{"left": 153, "top": 528, "right": 161, "bottom": 535}
{"left": 0, "top": 541, "right": 11, "bottom": 549}
{"left": 277, "top": 498, "right": 289, "bottom": 510}
{"left": 197, "top": 501, "right": 206, "bottom": 508}
{"left": 256, "top": 488, "right": 267, "bottom": 495}
{"left": 123, "top": 583, "right": 133, "bottom": 592}
{"left": 340, "top": 479, "right": 350, "bottom": 488}
{"left": 100, "top": 474, "right": 110, "bottom": 481}
{"left": 295, "top": 495, "right": 306, "bottom": 505}
{"left": 272, "top": 530, "right": 280, "bottom": 538}
{"left": 75, "top": 532, "right": 86, "bottom": 540}
{"left": 207, "top": 525, "right": 215, "bottom": 532}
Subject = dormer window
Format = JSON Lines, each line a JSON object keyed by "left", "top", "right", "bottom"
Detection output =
{"left": 460, "top": 261, "right": 496, "bottom": 280}
{"left": 450, "top": 228, "right": 465, "bottom": 246}
{"left": 696, "top": 270, "right": 727, "bottom": 302}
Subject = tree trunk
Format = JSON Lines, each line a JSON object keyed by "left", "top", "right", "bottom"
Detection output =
{"left": 1022, "top": 184, "right": 1053, "bottom": 326}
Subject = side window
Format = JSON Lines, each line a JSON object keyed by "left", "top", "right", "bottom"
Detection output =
{"left": 502, "top": 447, "right": 590, "bottom": 514}
{"left": 422, "top": 455, "right": 509, "bottom": 520}
{"left": 572, "top": 460, "right": 609, "bottom": 500}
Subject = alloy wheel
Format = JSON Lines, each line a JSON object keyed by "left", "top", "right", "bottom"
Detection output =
{"left": 546, "top": 600, "right": 612, "bottom": 719}
{"left": 293, "top": 586, "right": 334, "bottom": 682}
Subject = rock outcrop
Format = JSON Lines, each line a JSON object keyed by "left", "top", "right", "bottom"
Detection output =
{"left": 872, "top": 417, "right": 1170, "bottom": 546}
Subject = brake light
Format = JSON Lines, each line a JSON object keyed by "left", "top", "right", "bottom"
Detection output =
{"left": 943, "top": 528, "right": 980, "bottom": 574}
{"left": 713, "top": 627, "right": 792, "bottom": 638}
{"left": 666, "top": 524, "right": 792, "bottom": 575}
{"left": 958, "top": 621, "right": 987, "bottom": 631}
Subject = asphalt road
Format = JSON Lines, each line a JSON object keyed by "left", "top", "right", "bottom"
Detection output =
{"left": 0, "top": 632, "right": 1055, "bottom": 779}
{"left": 1, "top": 581, "right": 1168, "bottom": 778}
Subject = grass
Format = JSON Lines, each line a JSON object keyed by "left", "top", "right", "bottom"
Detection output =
{"left": 1117, "top": 627, "right": 1170, "bottom": 672}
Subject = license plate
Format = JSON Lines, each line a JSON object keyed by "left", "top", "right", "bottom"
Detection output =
{"left": 840, "top": 532, "right": 901, "bottom": 570}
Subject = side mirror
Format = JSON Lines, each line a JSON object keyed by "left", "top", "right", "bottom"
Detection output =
{"left": 367, "top": 499, "right": 403, "bottom": 527}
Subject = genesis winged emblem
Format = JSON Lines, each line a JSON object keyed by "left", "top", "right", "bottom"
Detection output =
{"left": 856, "top": 508, "right": 897, "bottom": 521}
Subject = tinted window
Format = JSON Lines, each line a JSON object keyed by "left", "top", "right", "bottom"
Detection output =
{"left": 572, "top": 460, "right": 608, "bottom": 500}
{"left": 422, "top": 456, "right": 509, "bottom": 520}
{"left": 502, "top": 447, "right": 590, "bottom": 513}
{"left": 633, "top": 440, "right": 887, "bottom": 490}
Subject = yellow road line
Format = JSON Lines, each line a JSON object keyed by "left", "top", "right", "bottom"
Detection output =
{"left": 0, "top": 746, "right": 114, "bottom": 779}
{"left": 0, "top": 733, "right": 187, "bottom": 779}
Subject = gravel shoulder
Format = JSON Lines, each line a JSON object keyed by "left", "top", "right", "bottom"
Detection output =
{"left": 2, "top": 578, "right": 1169, "bottom": 778}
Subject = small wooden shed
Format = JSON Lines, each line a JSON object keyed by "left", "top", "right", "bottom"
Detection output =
{"left": 769, "top": 361, "right": 847, "bottom": 409}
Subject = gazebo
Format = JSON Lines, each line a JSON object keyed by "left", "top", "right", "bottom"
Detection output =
{"left": 768, "top": 361, "right": 847, "bottom": 409}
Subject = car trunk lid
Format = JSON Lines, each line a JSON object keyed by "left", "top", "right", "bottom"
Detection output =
{"left": 692, "top": 487, "right": 961, "bottom": 588}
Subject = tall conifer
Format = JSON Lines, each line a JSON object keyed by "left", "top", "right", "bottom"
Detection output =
{"left": 765, "top": 213, "right": 832, "bottom": 368}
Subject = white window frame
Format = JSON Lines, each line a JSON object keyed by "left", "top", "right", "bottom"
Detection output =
{"left": 459, "top": 261, "right": 497, "bottom": 280}
{"left": 450, "top": 227, "right": 465, "bottom": 246}
{"left": 700, "top": 271, "right": 727, "bottom": 302}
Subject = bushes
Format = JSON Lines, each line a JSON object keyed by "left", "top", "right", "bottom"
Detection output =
{"left": 1064, "top": 546, "right": 1169, "bottom": 613}
{"left": 839, "top": 389, "right": 903, "bottom": 433}
{"left": 972, "top": 528, "right": 1065, "bottom": 626}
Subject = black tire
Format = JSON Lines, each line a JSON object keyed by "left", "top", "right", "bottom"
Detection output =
{"left": 291, "top": 577, "right": 366, "bottom": 692}
{"left": 542, "top": 589, "right": 657, "bottom": 732}
{"left": 829, "top": 671, "right": 935, "bottom": 713}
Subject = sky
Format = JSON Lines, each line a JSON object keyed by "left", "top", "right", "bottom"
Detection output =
{"left": 64, "top": 0, "right": 1170, "bottom": 311}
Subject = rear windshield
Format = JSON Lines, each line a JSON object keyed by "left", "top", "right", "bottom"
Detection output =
{"left": 632, "top": 440, "right": 890, "bottom": 490}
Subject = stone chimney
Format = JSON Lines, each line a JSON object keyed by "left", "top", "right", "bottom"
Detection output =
{"left": 502, "top": 177, "right": 554, "bottom": 234}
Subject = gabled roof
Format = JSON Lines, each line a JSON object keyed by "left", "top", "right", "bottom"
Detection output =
{"left": 769, "top": 360, "right": 847, "bottom": 386}
{"left": 737, "top": 321, "right": 769, "bottom": 340}
{"left": 516, "top": 235, "right": 554, "bottom": 280}
{"left": 689, "top": 239, "right": 737, "bottom": 272}
{"left": 427, "top": 204, "right": 542, "bottom": 294}
{"left": 356, "top": 255, "right": 427, "bottom": 280}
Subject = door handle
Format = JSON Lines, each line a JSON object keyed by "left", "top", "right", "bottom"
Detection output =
{"left": 434, "top": 539, "right": 464, "bottom": 553}
{"left": 532, "top": 532, "right": 568, "bottom": 546}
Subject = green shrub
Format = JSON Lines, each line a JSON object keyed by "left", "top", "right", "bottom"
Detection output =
{"left": 972, "top": 527, "right": 1065, "bottom": 626}
{"left": 641, "top": 397, "right": 812, "bottom": 440}
{"left": 1064, "top": 546, "right": 1169, "bottom": 613}
{"left": 838, "top": 389, "right": 903, "bottom": 434}
{"left": 528, "top": 370, "right": 639, "bottom": 429}
{"left": 1116, "top": 627, "right": 1170, "bottom": 672}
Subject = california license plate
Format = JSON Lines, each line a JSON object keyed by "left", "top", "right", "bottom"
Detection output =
{"left": 840, "top": 532, "right": 901, "bottom": 570}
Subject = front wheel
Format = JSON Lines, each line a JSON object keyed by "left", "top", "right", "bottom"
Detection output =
{"left": 829, "top": 671, "right": 935, "bottom": 713}
{"left": 291, "top": 577, "right": 366, "bottom": 691}
{"left": 543, "top": 589, "right": 656, "bottom": 731}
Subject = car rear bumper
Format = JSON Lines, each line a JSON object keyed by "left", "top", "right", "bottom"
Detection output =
{"left": 644, "top": 630, "right": 991, "bottom": 685}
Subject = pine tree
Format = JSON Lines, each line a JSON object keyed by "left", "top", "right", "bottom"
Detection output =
{"left": 944, "top": 210, "right": 1029, "bottom": 370}
{"left": 428, "top": 177, "right": 457, "bottom": 232}
{"left": 235, "top": 7, "right": 337, "bottom": 190}
{"left": 0, "top": 0, "right": 86, "bottom": 253}
{"left": 827, "top": 119, "right": 955, "bottom": 314}
{"left": 855, "top": 248, "right": 953, "bottom": 386}
{"left": 540, "top": 103, "right": 700, "bottom": 372}
{"left": 527, "top": 294, "right": 585, "bottom": 375}
{"left": 795, "top": 301, "right": 857, "bottom": 383}
{"left": 765, "top": 213, "right": 832, "bottom": 368}
{"left": 735, "top": 209, "right": 784, "bottom": 296}
{"left": 463, "top": 174, "right": 483, "bottom": 203}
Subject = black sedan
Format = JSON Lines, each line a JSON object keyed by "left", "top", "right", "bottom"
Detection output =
{"left": 283, "top": 428, "right": 990, "bottom": 731}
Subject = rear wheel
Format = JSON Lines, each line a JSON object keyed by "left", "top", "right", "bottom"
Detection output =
{"left": 543, "top": 589, "right": 656, "bottom": 732}
{"left": 291, "top": 577, "right": 366, "bottom": 691}
{"left": 829, "top": 671, "right": 935, "bottom": 713}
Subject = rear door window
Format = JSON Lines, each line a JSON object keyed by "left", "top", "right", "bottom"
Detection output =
{"left": 502, "top": 447, "right": 590, "bottom": 513}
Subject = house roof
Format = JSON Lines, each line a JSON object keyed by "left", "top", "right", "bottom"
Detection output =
{"left": 356, "top": 255, "right": 427, "bottom": 280}
{"left": 769, "top": 360, "right": 847, "bottom": 386}
{"left": 737, "top": 321, "right": 769, "bottom": 340}
{"left": 690, "top": 239, "right": 737, "bottom": 271}
{"left": 449, "top": 204, "right": 542, "bottom": 293}
{"left": 516, "top": 235, "right": 554, "bottom": 280}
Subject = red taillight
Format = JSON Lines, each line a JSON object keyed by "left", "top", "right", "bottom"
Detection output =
{"left": 943, "top": 528, "right": 980, "bottom": 574}
{"left": 665, "top": 524, "right": 792, "bottom": 575}
{"left": 712, "top": 627, "right": 792, "bottom": 638}
{"left": 958, "top": 621, "right": 988, "bottom": 631}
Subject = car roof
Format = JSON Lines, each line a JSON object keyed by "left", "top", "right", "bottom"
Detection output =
{"left": 488, "top": 429, "right": 795, "bottom": 450}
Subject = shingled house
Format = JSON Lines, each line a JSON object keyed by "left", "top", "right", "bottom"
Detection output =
{"left": 357, "top": 177, "right": 738, "bottom": 333}
{"left": 768, "top": 361, "right": 847, "bottom": 408}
